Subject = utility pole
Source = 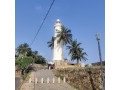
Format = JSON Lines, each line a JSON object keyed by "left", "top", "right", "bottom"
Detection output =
{"left": 96, "top": 34, "right": 104, "bottom": 90}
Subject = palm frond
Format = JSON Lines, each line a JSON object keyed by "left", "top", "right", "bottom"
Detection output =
{"left": 67, "top": 40, "right": 88, "bottom": 64}
{"left": 56, "top": 25, "right": 72, "bottom": 45}
{"left": 47, "top": 36, "right": 54, "bottom": 49}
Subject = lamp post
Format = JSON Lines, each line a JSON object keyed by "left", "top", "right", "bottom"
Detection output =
{"left": 96, "top": 34, "right": 104, "bottom": 90}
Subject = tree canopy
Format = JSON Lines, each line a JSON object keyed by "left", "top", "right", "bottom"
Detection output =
{"left": 67, "top": 40, "right": 88, "bottom": 64}
{"left": 47, "top": 36, "right": 54, "bottom": 50}
{"left": 15, "top": 56, "right": 33, "bottom": 74}
{"left": 56, "top": 25, "right": 72, "bottom": 45}
{"left": 16, "top": 43, "right": 31, "bottom": 56}
{"left": 15, "top": 43, "right": 47, "bottom": 74}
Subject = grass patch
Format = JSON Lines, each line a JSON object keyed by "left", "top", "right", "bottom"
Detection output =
{"left": 22, "top": 75, "right": 27, "bottom": 80}
{"left": 55, "top": 75, "right": 64, "bottom": 80}
{"left": 60, "top": 76, "right": 63, "bottom": 80}
{"left": 69, "top": 83, "right": 79, "bottom": 90}
{"left": 56, "top": 66, "right": 105, "bottom": 71}
{"left": 74, "top": 85, "right": 79, "bottom": 90}
{"left": 21, "top": 72, "right": 31, "bottom": 80}
{"left": 18, "top": 72, "right": 31, "bottom": 90}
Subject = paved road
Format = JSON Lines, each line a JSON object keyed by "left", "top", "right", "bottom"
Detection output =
{"left": 34, "top": 69, "right": 75, "bottom": 90}
{"left": 15, "top": 77, "right": 21, "bottom": 90}
{"left": 20, "top": 69, "right": 75, "bottom": 90}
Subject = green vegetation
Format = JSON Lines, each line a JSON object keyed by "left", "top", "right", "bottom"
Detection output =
{"left": 34, "top": 55, "right": 46, "bottom": 65}
{"left": 56, "top": 66, "right": 105, "bottom": 71}
{"left": 56, "top": 25, "right": 72, "bottom": 45}
{"left": 22, "top": 75, "right": 27, "bottom": 80}
{"left": 21, "top": 72, "right": 31, "bottom": 80}
{"left": 59, "top": 76, "right": 64, "bottom": 80}
{"left": 74, "top": 85, "right": 79, "bottom": 90}
{"left": 16, "top": 43, "right": 31, "bottom": 56}
{"left": 47, "top": 25, "right": 72, "bottom": 49}
{"left": 48, "top": 25, "right": 88, "bottom": 64}
{"left": 18, "top": 72, "right": 31, "bottom": 90}
{"left": 15, "top": 43, "right": 47, "bottom": 75}
{"left": 31, "top": 51, "right": 46, "bottom": 64}
{"left": 67, "top": 40, "right": 87, "bottom": 64}
{"left": 32, "top": 51, "right": 38, "bottom": 63}
{"left": 15, "top": 56, "right": 33, "bottom": 75}
{"left": 47, "top": 36, "right": 54, "bottom": 50}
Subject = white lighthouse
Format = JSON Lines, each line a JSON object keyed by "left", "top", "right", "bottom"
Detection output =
{"left": 53, "top": 19, "right": 64, "bottom": 66}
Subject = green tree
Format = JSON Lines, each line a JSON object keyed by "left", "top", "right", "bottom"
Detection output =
{"left": 67, "top": 40, "right": 87, "bottom": 64}
{"left": 35, "top": 55, "right": 46, "bottom": 65}
{"left": 56, "top": 25, "right": 72, "bottom": 45}
{"left": 47, "top": 36, "right": 54, "bottom": 49}
{"left": 16, "top": 43, "right": 31, "bottom": 56}
{"left": 27, "top": 48, "right": 32, "bottom": 56}
{"left": 15, "top": 56, "right": 33, "bottom": 75}
{"left": 32, "top": 51, "right": 38, "bottom": 63}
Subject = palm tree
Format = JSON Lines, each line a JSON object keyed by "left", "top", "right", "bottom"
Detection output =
{"left": 36, "top": 55, "right": 46, "bottom": 64}
{"left": 32, "top": 51, "right": 38, "bottom": 63}
{"left": 67, "top": 40, "right": 87, "bottom": 64}
{"left": 16, "top": 43, "right": 31, "bottom": 56}
{"left": 47, "top": 36, "right": 54, "bottom": 49}
{"left": 56, "top": 25, "right": 72, "bottom": 45}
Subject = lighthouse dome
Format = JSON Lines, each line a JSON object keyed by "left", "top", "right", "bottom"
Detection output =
{"left": 56, "top": 19, "right": 60, "bottom": 23}
{"left": 54, "top": 19, "right": 62, "bottom": 28}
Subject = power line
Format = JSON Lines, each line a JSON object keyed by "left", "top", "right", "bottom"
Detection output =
{"left": 30, "top": 0, "right": 55, "bottom": 46}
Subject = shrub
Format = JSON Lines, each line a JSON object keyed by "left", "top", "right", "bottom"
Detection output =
{"left": 15, "top": 56, "right": 33, "bottom": 75}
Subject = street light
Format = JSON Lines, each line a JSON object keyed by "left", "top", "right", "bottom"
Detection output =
{"left": 96, "top": 34, "right": 104, "bottom": 90}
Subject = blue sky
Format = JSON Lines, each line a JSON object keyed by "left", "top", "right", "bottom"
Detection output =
{"left": 15, "top": 0, "right": 105, "bottom": 64}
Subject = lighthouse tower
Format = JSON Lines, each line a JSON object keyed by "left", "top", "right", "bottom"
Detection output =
{"left": 53, "top": 19, "right": 64, "bottom": 66}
